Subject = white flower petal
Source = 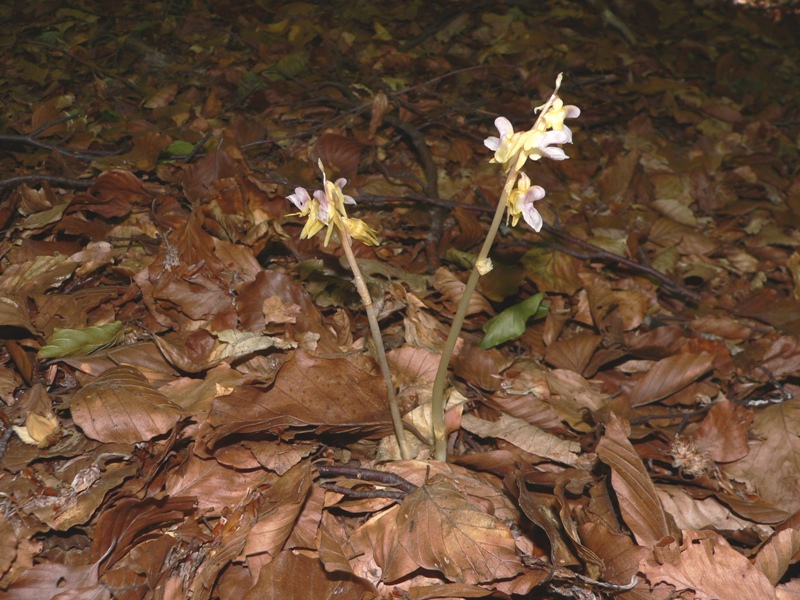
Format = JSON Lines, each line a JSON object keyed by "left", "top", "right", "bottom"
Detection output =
{"left": 525, "top": 185, "right": 547, "bottom": 202}
{"left": 543, "top": 129, "right": 571, "bottom": 145}
{"left": 484, "top": 136, "right": 501, "bottom": 151}
{"left": 521, "top": 185, "right": 545, "bottom": 231}
{"left": 494, "top": 116, "right": 514, "bottom": 138}
{"left": 313, "top": 190, "right": 331, "bottom": 223}
{"left": 541, "top": 146, "right": 569, "bottom": 160}
{"left": 522, "top": 203, "right": 543, "bottom": 232}
{"left": 287, "top": 187, "right": 311, "bottom": 211}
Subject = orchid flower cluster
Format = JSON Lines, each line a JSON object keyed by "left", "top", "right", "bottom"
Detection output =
{"left": 484, "top": 74, "right": 580, "bottom": 232}
{"left": 287, "top": 159, "right": 378, "bottom": 247}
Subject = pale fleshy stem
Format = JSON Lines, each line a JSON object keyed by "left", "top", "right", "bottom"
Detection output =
{"left": 431, "top": 164, "right": 520, "bottom": 461}
{"left": 339, "top": 230, "right": 412, "bottom": 460}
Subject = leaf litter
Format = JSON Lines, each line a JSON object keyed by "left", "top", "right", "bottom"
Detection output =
{"left": 0, "top": 0, "right": 800, "bottom": 598}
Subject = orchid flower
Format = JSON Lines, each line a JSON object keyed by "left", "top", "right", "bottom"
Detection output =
{"left": 484, "top": 74, "right": 580, "bottom": 173}
{"left": 540, "top": 97, "right": 581, "bottom": 132}
{"left": 506, "top": 173, "right": 546, "bottom": 232}
{"left": 287, "top": 160, "right": 379, "bottom": 247}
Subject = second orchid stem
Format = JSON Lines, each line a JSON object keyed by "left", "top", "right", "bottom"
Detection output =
{"left": 339, "top": 231, "right": 412, "bottom": 460}
{"left": 431, "top": 165, "right": 520, "bottom": 462}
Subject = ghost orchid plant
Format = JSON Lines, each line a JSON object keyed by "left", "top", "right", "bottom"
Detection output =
{"left": 431, "top": 74, "right": 580, "bottom": 461}
{"left": 288, "top": 159, "right": 411, "bottom": 459}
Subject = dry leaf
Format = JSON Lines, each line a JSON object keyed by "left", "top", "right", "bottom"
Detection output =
{"left": 70, "top": 366, "right": 182, "bottom": 444}
{"left": 596, "top": 414, "right": 675, "bottom": 547}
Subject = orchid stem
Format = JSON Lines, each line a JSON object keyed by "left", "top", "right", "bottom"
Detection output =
{"left": 431, "top": 165, "right": 519, "bottom": 462}
{"left": 339, "top": 231, "right": 412, "bottom": 460}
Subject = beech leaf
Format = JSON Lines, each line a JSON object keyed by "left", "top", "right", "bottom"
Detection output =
{"left": 38, "top": 321, "right": 124, "bottom": 358}
{"left": 461, "top": 412, "right": 581, "bottom": 465}
{"left": 596, "top": 413, "right": 674, "bottom": 547}
{"left": 628, "top": 352, "right": 714, "bottom": 406}
{"left": 378, "top": 479, "right": 522, "bottom": 584}
{"left": 70, "top": 365, "right": 182, "bottom": 444}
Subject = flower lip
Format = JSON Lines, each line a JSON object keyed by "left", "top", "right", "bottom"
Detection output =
{"left": 287, "top": 187, "right": 311, "bottom": 212}
{"left": 484, "top": 117, "right": 515, "bottom": 152}
{"left": 506, "top": 173, "right": 546, "bottom": 232}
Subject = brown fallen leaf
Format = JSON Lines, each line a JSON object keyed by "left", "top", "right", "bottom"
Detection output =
{"left": 596, "top": 413, "right": 676, "bottom": 548}
{"left": 70, "top": 366, "right": 183, "bottom": 445}
{"left": 723, "top": 397, "right": 800, "bottom": 515}
{"left": 627, "top": 352, "right": 715, "bottom": 406}
{"left": 460, "top": 412, "right": 581, "bottom": 465}
{"left": 243, "top": 549, "right": 378, "bottom": 600}
{"left": 641, "top": 529, "right": 777, "bottom": 600}
{"left": 372, "top": 477, "right": 523, "bottom": 585}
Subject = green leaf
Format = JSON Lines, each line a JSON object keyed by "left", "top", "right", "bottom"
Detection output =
{"left": 39, "top": 321, "right": 124, "bottom": 358}
{"left": 163, "top": 140, "right": 195, "bottom": 157}
{"left": 480, "top": 294, "right": 548, "bottom": 349}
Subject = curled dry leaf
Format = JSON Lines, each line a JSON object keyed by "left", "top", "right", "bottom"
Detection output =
{"left": 434, "top": 268, "right": 493, "bottom": 316}
{"left": 680, "top": 397, "right": 751, "bottom": 464}
{"left": 460, "top": 412, "right": 581, "bottom": 465}
{"left": 723, "top": 399, "right": 800, "bottom": 515}
{"left": 243, "top": 549, "right": 377, "bottom": 600}
{"left": 200, "top": 350, "right": 394, "bottom": 449}
{"left": 596, "top": 413, "right": 675, "bottom": 548}
{"left": 753, "top": 527, "right": 800, "bottom": 586}
{"left": 70, "top": 366, "right": 183, "bottom": 444}
{"left": 242, "top": 462, "right": 312, "bottom": 560}
{"left": 578, "top": 521, "right": 650, "bottom": 600}
{"left": 655, "top": 485, "right": 762, "bottom": 534}
{"left": 310, "top": 133, "right": 363, "bottom": 182}
{"left": 0, "top": 562, "right": 107, "bottom": 600}
{"left": 544, "top": 333, "right": 602, "bottom": 375}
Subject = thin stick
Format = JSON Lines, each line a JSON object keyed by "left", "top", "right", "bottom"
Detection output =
{"left": 338, "top": 231, "right": 412, "bottom": 460}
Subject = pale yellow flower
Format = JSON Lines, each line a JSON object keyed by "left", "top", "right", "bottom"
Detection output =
{"left": 506, "top": 173, "right": 546, "bottom": 231}
{"left": 287, "top": 160, "right": 379, "bottom": 247}
{"left": 541, "top": 97, "right": 581, "bottom": 132}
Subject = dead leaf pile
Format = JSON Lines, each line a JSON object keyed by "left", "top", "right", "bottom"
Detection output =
{"left": 1, "top": 0, "right": 800, "bottom": 598}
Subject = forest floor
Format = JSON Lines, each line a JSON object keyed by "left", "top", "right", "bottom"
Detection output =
{"left": 1, "top": 0, "right": 800, "bottom": 598}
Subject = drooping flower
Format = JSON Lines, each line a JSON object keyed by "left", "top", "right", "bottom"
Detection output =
{"left": 540, "top": 97, "right": 581, "bottom": 133}
{"left": 485, "top": 75, "right": 580, "bottom": 172}
{"left": 287, "top": 186, "right": 311, "bottom": 212}
{"left": 484, "top": 117, "right": 531, "bottom": 170}
{"left": 286, "top": 160, "right": 379, "bottom": 247}
{"left": 288, "top": 186, "right": 327, "bottom": 240}
{"left": 506, "top": 173, "right": 546, "bottom": 232}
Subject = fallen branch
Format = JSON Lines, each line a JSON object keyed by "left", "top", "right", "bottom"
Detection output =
{"left": 0, "top": 175, "right": 93, "bottom": 192}
{"left": 316, "top": 463, "right": 418, "bottom": 499}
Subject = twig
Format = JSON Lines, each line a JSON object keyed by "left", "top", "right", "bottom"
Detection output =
{"left": 317, "top": 464, "right": 419, "bottom": 495}
{"left": 539, "top": 223, "right": 702, "bottom": 302}
{"left": 22, "top": 40, "right": 143, "bottom": 95}
{"left": 0, "top": 175, "right": 94, "bottom": 191}
{"left": 0, "top": 122, "right": 128, "bottom": 161}
{"left": 320, "top": 483, "right": 406, "bottom": 500}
